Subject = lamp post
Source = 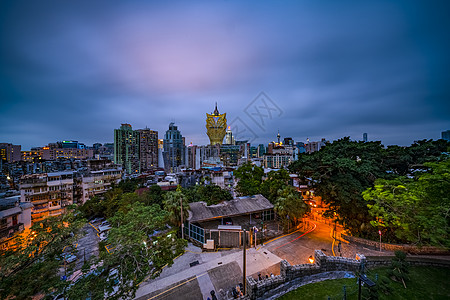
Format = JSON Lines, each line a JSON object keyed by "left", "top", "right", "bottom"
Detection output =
{"left": 180, "top": 197, "right": 184, "bottom": 239}
{"left": 243, "top": 229, "right": 246, "bottom": 295}
{"left": 333, "top": 212, "right": 337, "bottom": 240}
{"left": 378, "top": 230, "right": 382, "bottom": 252}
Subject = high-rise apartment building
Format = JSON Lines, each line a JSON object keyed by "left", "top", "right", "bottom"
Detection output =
{"left": 137, "top": 128, "right": 158, "bottom": 171}
{"left": 224, "top": 126, "right": 235, "bottom": 145}
{"left": 163, "top": 123, "right": 185, "bottom": 172}
{"left": 363, "top": 133, "right": 368, "bottom": 142}
{"left": 442, "top": 130, "right": 450, "bottom": 142}
{"left": 114, "top": 124, "right": 140, "bottom": 174}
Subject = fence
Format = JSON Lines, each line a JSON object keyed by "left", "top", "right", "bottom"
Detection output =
{"left": 341, "top": 234, "right": 450, "bottom": 255}
{"left": 186, "top": 223, "right": 251, "bottom": 248}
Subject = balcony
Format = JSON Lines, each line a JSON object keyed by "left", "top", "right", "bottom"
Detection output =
{"left": 0, "top": 223, "right": 24, "bottom": 240}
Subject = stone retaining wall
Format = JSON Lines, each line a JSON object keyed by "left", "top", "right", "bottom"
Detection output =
{"left": 243, "top": 250, "right": 450, "bottom": 300}
{"left": 245, "top": 250, "right": 365, "bottom": 300}
{"left": 341, "top": 234, "right": 450, "bottom": 255}
{"left": 366, "top": 256, "right": 450, "bottom": 268}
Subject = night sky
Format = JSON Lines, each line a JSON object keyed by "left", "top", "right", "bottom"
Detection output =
{"left": 1, "top": 1, "right": 449, "bottom": 150}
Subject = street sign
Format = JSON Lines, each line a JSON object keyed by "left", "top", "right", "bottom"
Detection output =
{"left": 378, "top": 230, "right": 382, "bottom": 235}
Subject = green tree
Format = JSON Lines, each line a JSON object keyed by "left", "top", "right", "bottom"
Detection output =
{"left": 289, "top": 138, "right": 386, "bottom": 235}
{"left": 234, "top": 162, "right": 264, "bottom": 196}
{"left": 141, "top": 184, "right": 165, "bottom": 207}
{"left": 388, "top": 251, "right": 410, "bottom": 288}
{"left": 290, "top": 138, "right": 449, "bottom": 237}
{"left": 80, "top": 195, "right": 104, "bottom": 219}
{"left": 163, "top": 186, "right": 189, "bottom": 228}
{"left": 274, "top": 186, "right": 309, "bottom": 231}
{"left": 364, "top": 159, "right": 450, "bottom": 247}
{"left": 66, "top": 203, "right": 187, "bottom": 300}
{"left": 0, "top": 206, "right": 85, "bottom": 300}
{"left": 260, "top": 169, "right": 290, "bottom": 203}
{"left": 183, "top": 184, "right": 232, "bottom": 205}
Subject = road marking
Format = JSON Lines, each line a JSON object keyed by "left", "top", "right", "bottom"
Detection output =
{"left": 271, "top": 223, "right": 317, "bottom": 251}
{"left": 261, "top": 225, "right": 306, "bottom": 247}
{"left": 89, "top": 222, "right": 99, "bottom": 232}
{"left": 145, "top": 271, "right": 208, "bottom": 300}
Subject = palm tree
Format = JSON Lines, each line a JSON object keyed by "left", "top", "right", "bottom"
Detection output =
{"left": 163, "top": 186, "right": 189, "bottom": 229}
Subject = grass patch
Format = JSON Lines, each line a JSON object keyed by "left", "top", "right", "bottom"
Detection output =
{"left": 279, "top": 266, "right": 450, "bottom": 300}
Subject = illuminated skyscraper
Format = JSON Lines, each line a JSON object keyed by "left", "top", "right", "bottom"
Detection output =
{"left": 206, "top": 103, "right": 227, "bottom": 146}
{"left": 114, "top": 124, "right": 140, "bottom": 174}
{"left": 163, "top": 122, "right": 185, "bottom": 172}
{"left": 225, "top": 126, "right": 235, "bottom": 145}
{"left": 137, "top": 128, "right": 158, "bottom": 171}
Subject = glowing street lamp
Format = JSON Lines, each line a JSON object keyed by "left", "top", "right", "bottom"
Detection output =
{"left": 308, "top": 255, "right": 314, "bottom": 264}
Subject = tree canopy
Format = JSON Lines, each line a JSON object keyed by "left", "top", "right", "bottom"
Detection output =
{"left": 274, "top": 185, "right": 309, "bottom": 230}
{"left": 364, "top": 159, "right": 450, "bottom": 247}
{"left": 289, "top": 138, "right": 449, "bottom": 238}
{"left": 0, "top": 206, "right": 85, "bottom": 300}
{"left": 233, "top": 162, "right": 264, "bottom": 196}
{"left": 183, "top": 184, "right": 232, "bottom": 205}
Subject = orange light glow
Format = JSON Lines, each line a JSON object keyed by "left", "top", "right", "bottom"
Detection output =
{"left": 308, "top": 256, "right": 314, "bottom": 264}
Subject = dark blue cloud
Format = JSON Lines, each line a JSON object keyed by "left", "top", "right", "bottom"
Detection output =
{"left": 0, "top": 0, "right": 449, "bottom": 149}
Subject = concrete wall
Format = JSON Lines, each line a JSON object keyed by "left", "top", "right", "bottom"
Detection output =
{"left": 341, "top": 234, "right": 450, "bottom": 255}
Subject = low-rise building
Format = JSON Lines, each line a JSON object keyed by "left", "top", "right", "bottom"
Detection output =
{"left": 41, "top": 147, "right": 94, "bottom": 160}
{"left": 20, "top": 171, "right": 74, "bottom": 224}
{"left": 0, "top": 197, "right": 33, "bottom": 250}
{"left": 79, "top": 168, "right": 122, "bottom": 204}
{"left": 186, "top": 194, "right": 274, "bottom": 247}
{"left": 264, "top": 154, "right": 293, "bottom": 169}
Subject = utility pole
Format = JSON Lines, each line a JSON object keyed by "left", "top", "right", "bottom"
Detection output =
{"left": 243, "top": 229, "right": 247, "bottom": 295}
{"left": 180, "top": 197, "right": 184, "bottom": 239}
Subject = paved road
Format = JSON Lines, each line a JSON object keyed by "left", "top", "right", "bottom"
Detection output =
{"left": 134, "top": 220, "right": 393, "bottom": 300}
{"left": 74, "top": 223, "right": 100, "bottom": 269}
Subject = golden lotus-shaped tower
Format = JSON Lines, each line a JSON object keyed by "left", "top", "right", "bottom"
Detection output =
{"left": 206, "top": 103, "right": 227, "bottom": 145}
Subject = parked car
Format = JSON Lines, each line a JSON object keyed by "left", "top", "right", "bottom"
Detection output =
{"left": 61, "top": 253, "right": 77, "bottom": 264}
{"left": 99, "top": 221, "right": 111, "bottom": 232}
{"left": 90, "top": 217, "right": 105, "bottom": 224}
{"left": 99, "top": 232, "right": 108, "bottom": 242}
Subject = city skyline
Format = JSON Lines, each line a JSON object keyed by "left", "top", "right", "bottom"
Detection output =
{"left": 1, "top": 1, "right": 450, "bottom": 150}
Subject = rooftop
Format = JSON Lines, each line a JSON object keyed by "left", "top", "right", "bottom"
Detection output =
{"left": 188, "top": 194, "right": 273, "bottom": 223}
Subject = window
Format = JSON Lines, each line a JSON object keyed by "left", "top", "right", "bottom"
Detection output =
{"left": 0, "top": 218, "right": 7, "bottom": 229}
{"left": 262, "top": 210, "right": 275, "bottom": 221}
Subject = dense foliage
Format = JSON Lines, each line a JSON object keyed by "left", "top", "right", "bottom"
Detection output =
{"left": 0, "top": 206, "right": 85, "bottom": 300}
{"left": 67, "top": 203, "right": 187, "bottom": 300}
{"left": 364, "top": 160, "right": 450, "bottom": 247}
{"left": 234, "top": 163, "right": 308, "bottom": 228}
{"left": 234, "top": 162, "right": 264, "bottom": 196}
{"left": 289, "top": 138, "right": 449, "bottom": 240}
{"left": 274, "top": 186, "right": 309, "bottom": 230}
{"left": 183, "top": 184, "right": 233, "bottom": 205}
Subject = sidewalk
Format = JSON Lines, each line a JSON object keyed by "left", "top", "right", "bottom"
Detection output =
{"left": 135, "top": 243, "right": 283, "bottom": 299}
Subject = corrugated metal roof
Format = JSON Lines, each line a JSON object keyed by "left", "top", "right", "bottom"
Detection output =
{"left": 0, "top": 207, "right": 21, "bottom": 219}
{"left": 188, "top": 194, "right": 273, "bottom": 223}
